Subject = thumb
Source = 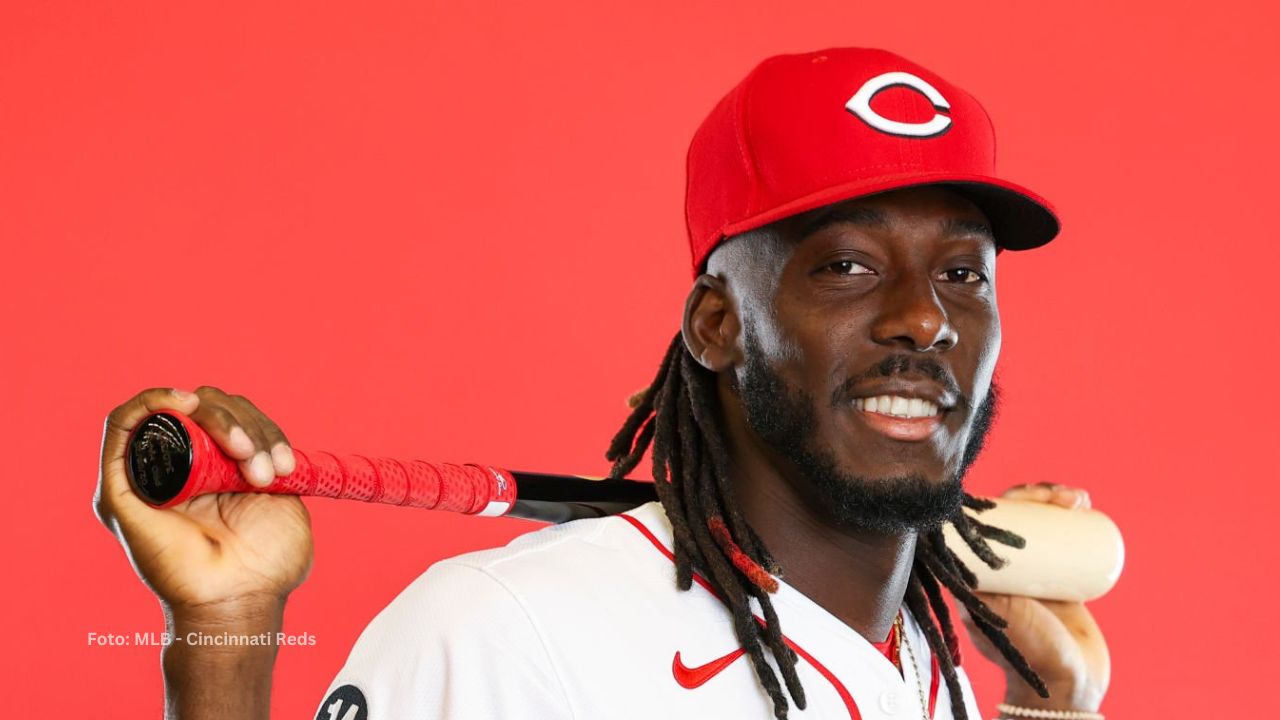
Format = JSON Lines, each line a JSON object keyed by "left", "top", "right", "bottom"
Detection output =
{"left": 972, "top": 590, "right": 1014, "bottom": 619}
{"left": 955, "top": 595, "right": 1006, "bottom": 663}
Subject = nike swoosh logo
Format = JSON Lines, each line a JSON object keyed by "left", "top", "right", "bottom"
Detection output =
{"left": 672, "top": 648, "right": 747, "bottom": 689}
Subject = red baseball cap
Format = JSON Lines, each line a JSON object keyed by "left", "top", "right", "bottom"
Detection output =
{"left": 685, "top": 47, "right": 1059, "bottom": 276}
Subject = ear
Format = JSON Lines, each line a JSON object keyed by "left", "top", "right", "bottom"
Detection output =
{"left": 681, "top": 274, "right": 742, "bottom": 372}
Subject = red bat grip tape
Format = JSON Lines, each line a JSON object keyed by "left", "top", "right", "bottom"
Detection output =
{"left": 126, "top": 411, "right": 517, "bottom": 516}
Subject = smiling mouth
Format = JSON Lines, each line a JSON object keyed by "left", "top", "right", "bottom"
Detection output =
{"left": 852, "top": 395, "right": 946, "bottom": 441}
{"left": 853, "top": 395, "right": 941, "bottom": 418}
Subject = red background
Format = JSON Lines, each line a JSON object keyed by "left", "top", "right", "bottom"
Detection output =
{"left": 2, "top": 1, "right": 1275, "bottom": 716}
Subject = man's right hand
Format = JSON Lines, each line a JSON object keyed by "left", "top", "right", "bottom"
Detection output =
{"left": 94, "top": 386, "right": 314, "bottom": 617}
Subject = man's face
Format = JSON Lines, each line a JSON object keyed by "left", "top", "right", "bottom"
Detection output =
{"left": 709, "top": 186, "right": 1002, "bottom": 531}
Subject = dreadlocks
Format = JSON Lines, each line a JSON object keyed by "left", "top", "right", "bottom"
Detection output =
{"left": 605, "top": 330, "right": 1049, "bottom": 720}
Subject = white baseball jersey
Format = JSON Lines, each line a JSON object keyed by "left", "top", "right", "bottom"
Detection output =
{"left": 315, "top": 501, "right": 984, "bottom": 720}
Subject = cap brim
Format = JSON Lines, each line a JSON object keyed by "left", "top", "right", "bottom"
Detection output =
{"left": 942, "top": 179, "right": 1059, "bottom": 251}
{"left": 718, "top": 172, "right": 1059, "bottom": 252}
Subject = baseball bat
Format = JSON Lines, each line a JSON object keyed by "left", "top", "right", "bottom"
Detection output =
{"left": 946, "top": 499, "right": 1124, "bottom": 602}
{"left": 124, "top": 411, "right": 656, "bottom": 523}
{"left": 125, "top": 411, "right": 1125, "bottom": 600}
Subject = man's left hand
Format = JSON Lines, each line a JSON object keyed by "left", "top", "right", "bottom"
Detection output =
{"left": 958, "top": 482, "right": 1111, "bottom": 713}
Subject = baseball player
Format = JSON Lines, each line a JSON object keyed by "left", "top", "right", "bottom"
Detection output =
{"left": 95, "top": 47, "right": 1110, "bottom": 720}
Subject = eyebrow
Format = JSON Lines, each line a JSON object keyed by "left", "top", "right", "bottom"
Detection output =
{"left": 799, "top": 207, "right": 889, "bottom": 239}
{"left": 799, "top": 207, "right": 995, "bottom": 244}
{"left": 942, "top": 218, "right": 996, "bottom": 243}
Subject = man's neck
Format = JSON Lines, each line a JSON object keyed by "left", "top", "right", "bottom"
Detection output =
{"left": 732, "top": 461, "right": 917, "bottom": 645}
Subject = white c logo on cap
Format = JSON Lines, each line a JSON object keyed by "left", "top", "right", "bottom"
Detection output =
{"left": 845, "top": 72, "right": 952, "bottom": 138}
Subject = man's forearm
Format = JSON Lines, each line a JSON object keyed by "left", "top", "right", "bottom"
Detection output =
{"left": 161, "top": 599, "right": 286, "bottom": 720}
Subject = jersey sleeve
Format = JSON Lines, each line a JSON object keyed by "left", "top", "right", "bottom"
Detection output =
{"left": 313, "top": 560, "right": 575, "bottom": 720}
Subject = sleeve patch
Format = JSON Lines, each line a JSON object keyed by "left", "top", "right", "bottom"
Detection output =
{"left": 315, "top": 684, "right": 368, "bottom": 720}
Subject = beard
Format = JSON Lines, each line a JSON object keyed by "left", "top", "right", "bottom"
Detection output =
{"left": 733, "top": 325, "right": 1000, "bottom": 534}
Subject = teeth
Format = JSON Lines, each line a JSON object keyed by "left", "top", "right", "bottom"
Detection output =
{"left": 854, "top": 395, "right": 941, "bottom": 419}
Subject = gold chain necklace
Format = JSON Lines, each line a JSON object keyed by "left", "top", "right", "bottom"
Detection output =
{"left": 895, "top": 612, "right": 932, "bottom": 720}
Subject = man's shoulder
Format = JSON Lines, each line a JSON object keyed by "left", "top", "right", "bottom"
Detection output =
{"left": 327, "top": 507, "right": 675, "bottom": 719}
{"left": 325, "top": 502, "right": 744, "bottom": 718}
{"left": 439, "top": 507, "right": 627, "bottom": 574}
{"left": 388, "top": 501, "right": 677, "bottom": 619}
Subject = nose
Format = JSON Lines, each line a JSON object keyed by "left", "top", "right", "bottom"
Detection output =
{"left": 870, "top": 273, "right": 958, "bottom": 351}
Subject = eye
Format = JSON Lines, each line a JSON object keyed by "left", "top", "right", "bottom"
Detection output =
{"left": 939, "top": 268, "right": 987, "bottom": 284}
{"left": 824, "top": 259, "right": 875, "bottom": 276}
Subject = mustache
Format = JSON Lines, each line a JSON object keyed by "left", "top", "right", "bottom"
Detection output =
{"left": 832, "top": 354, "right": 970, "bottom": 411}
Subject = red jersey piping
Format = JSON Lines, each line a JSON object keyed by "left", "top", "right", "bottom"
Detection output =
{"left": 619, "top": 513, "right": 942, "bottom": 719}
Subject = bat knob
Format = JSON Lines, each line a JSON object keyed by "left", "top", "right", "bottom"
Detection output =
{"left": 126, "top": 412, "right": 194, "bottom": 506}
